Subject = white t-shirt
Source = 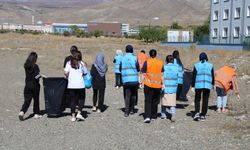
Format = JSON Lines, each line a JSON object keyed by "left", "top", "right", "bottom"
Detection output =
{"left": 64, "top": 61, "right": 87, "bottom": 89}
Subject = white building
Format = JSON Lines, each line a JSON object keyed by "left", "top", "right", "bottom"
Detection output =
{"left": 121, "top": 23, "right": 129, "bottom": 36}
{"left": 167, "top": 30, "right": 193, "bottom": 42}
{"left": 2, "top": 23, "right": 23, "bottom": 30}
{"left": 22, "top": 24, "right": 53, "bottom": 33}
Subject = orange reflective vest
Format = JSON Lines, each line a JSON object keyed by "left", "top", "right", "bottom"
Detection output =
{"left": 215, "top": 66, "right": 236, "bottom": 93}
{"left": 137, "top": 53, "right": 148, "bottom": 70}
{"left": 143, "top": 58, "right": 164, "bottom": 88}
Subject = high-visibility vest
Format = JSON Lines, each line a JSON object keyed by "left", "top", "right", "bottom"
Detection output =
{"left": 121, "top": 53, "right": 138, "bottom": 83}
{"left": 143, "top": 58, "right": 164, "bottom": 88}
{"left": 173, "top": 59, "right": 183, "bottom": 84}
{"left": 194, "top": 61, "right": 213, "bottom": 90}
{"left": 114, "top": 54, "right": 123, "bottom": 73}
{"left": 164, "top": 63, "right": 179, "bottom": 94}
{"left": 215, "top": 66, "right": 236, "bottom": 93}
{"left": 137, "top": 53, "right": 148, "bottom": 70}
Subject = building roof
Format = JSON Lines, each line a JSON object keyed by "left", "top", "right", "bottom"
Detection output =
{"left": 52, "top": 23, "right": 87, "bottom": 27}
{"left": 88, "top": 21, "right": 120, "bottom": 24}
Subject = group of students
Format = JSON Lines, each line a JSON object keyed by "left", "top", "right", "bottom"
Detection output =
{"left": 18, "top": 44, "right": 240, "bottom": 123}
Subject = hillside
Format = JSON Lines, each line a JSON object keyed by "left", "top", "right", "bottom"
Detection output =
{"left": 0, "top": 0, "right": 210, "bottom": 26}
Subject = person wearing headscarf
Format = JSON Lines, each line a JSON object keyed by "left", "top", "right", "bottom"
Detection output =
{"left": 91, "top": 52, "right": 108, "bottom": 113}
{"left": 113, "top": 50, "right": 123, "bottom": 88}
{"left": 120, "top": 45, "right": 140, "bottom": 117}
{"left": 192, "top": 52, "right": 214, "bottom": 121}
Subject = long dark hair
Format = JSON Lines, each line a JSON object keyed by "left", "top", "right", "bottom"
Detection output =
{"left": 166, "top": 55, "right": 173, "bottom": 64}
{"left": 24, "top": 52, "right": 38, "bottom": 69}
{"left": 70, "top": 45, "right": 78, "bottom": 55}
{"left": 172, "top": 50, "right": 183, "bottom": 68}
{"left": 71, "top": 51, "right": 82, "bottom": 69}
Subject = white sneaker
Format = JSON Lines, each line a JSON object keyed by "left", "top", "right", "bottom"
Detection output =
{"left": 171, "top": 114, "right": 176, "bottom": 122}
{"left": 76, "top": 114, "right": 85, "bottom": 121}
{"left": 115, "top": 86, "right": 119, "bottom": 89}
{"left": 34, "top": 114, "right": 42, "bottom": 119}
{"left": 97, "top": 109, "right": 101, "bottom": 113}
{"left": 18, "top": 111, "right": 24, "bottom": 121}
{"left": 144, "top": 118, "right": 151, "bottom": 123}
{"left": 71, "top": 117, "right": 76, "bottom": 122}
{"left": 91, "top": 106, "right": 97, "bottom": 112}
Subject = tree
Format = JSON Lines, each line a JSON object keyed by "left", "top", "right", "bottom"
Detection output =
{"left": 70, "top": 25, "right": 79, "bottom": 35}
{"left": 193, "top": 17, "right": 210, "bottom": 43}
{"left": 139, "top": 26, "right": 167, "bottom": 43}
{"left": 63, "top": 31, "right": 70, "bottom": 37}
{"left": 91, "top": 30, "right": 103, "bottom": 38}
{"left": 170, "top": 22, "right": 183, "bottom": 29}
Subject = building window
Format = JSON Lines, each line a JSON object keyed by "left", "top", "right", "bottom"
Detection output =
{"left": 234, "top": 27, "right": 240, "bottom": 38}
{"left": 247, "top": 6, "right": 250, "bottom": 17}
{"left": 213, "top": 11, "right": 219, "bottom": 21}
{"left": 246, "top": 26, "right": 250, "bottom": 37}
{"left": 235, "top": 7, "right": 241, "bottom": 19}
{"left": 222, "top": 27, "right": 228, "bottom": 38}
{"left": 213, "top": 28, "right": 218, "bottom": 38}
{"left": 223, "top": 9, "right": 229, "bottom": 20}
{"left": 214, "top": 0, "right": 219, "bottom": 4}
{"left": 224, "top": 0, "right": 229, "bottom": 2}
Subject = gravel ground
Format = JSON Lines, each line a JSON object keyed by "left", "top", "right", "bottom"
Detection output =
{"left": 0, "top": 35, "right": 250, "bottom": 150}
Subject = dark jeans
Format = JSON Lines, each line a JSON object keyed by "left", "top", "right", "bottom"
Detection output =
{"left": 194, "top": 89, "right": 210, "bottom": 116}
{"left": 176, "top": 84, "right": 183, "bottom": 100}
{"left": 123, "top": 86, "right": 138, "bottom": 113}
{"left": 93, "top": 88, "right": 105, "bottom": 111}
{"left": 69, "top": 89, "right": 85, "bottom": 114}
{"left": 20, "top": 85, "right": 40, "bottom": 114}
{"left": 115, "top": 73, "right": 122, "bottom": 87}
{"left": 216, "top": 87, "right": 227, "bottom": 96}
{"left": 124, "top": 87, "right": 139, "bottom": 106}
{"left": 144, "top": 85, "right": 161, "bottom": 119}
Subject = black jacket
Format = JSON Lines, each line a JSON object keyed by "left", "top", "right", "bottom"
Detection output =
{"left": 25, "top": 64, "right": 40, "bottom": 88}
{"left": 90, "top": 64, "right": 106, "bottom": 89}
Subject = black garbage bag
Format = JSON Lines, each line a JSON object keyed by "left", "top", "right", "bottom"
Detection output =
{"left": 179, "top": 70, "right": 193, "bottom": 101}
{"left": 43, "top": 77, "right": 68, "bottom": 117}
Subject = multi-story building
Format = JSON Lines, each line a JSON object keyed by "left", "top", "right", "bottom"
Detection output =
{"left": 87, "top": 21, "right": 122, "bottom": 36}
{"left": 210, "top": 0, "right": 250, "bottom": 44}
{"left": 52, "top": 23, "right": 87, "bottom": 34}
{"left": 121, "top": 23, "right": 129, "bottom": 36}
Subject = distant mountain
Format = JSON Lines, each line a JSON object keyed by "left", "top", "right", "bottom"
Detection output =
{"left": 0, "top": 0, "right": 210, "bottom": 26}
{"left": 0, "top": 0, "right": 110, "bottom": 6}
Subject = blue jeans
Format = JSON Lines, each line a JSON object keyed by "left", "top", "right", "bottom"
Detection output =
{"left": 161, "top": 105, "right": 175, "bottom": 117}
{"left": 217, "top": 96, "right": 228, "bottom": 108}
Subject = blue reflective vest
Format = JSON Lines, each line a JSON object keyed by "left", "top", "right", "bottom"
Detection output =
{"left": 194, "top": 61, "right": 213, "bottom": 89}
{"left": 121, "top": 53, "right": 138, "bottom": 83}
{"left": 114, "top": 54, "right": 123, "bottom": 73}
{"left": 174, "top": 59, "right": 183, "bottom": 84}
{"left": 164, "top": 63, "right": 179, "bottom": 94}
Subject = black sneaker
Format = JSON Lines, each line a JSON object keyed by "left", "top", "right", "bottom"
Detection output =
{"left": 200, "top": 116, "right": 206, "bottom": 121}
{"left": 130, "top": 109, "right": 135, "bottom": 115}
{"left": 124, "top": 112, "right": 129, "bottom": 117}
{"left": 144, "top": 118, "right": 151, "bottom": 123}
{"left": 193, "top": 113, "right": 200, "bottom": 121}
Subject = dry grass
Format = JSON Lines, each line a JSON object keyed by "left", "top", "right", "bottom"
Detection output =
{"left": 0, "top": 33, "right": 250, "bottom": 136}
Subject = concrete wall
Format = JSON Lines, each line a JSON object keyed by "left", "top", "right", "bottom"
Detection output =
{"left": 243, "top": 0, "right": 250, "bottom": 42}
{"left": 210, "top": 0, "right": 249, "bottom": 44}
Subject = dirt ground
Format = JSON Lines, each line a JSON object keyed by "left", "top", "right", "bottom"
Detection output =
{"left": 0, "top": 33, "right": 250, "bottom": 150}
